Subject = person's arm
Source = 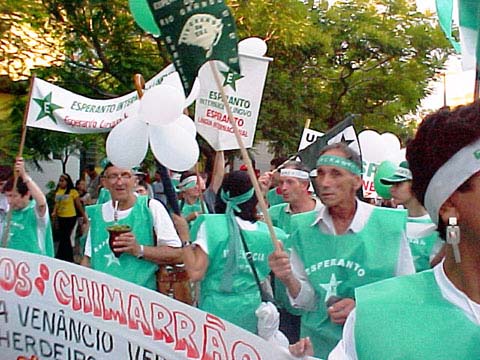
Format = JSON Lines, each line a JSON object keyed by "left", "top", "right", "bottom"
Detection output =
{"left": 209, "top": 151, "right": 225, "bottom": 194}
{"left": 80, "top": 255, "right": 91, "bottom": 267}
{"left": 269, "top": 241, "right": 303, "bottom": 298}
{"left": 175, "top": 216, "right": 209, "bottom": 281}
{"left": 15, "top": 157, "right": 47, "bottom": 217}
{"left": 74, "top": 195, "right": 88, "bottom": 224}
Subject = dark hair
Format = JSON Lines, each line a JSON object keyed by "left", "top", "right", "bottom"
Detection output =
{"left": 56, "top": 173, "right": 75, "bottom": 195}
{"left": 0, "top": 166, "right": 12, "bottom": 182}
{"left": 407, "top": 102, "right": 480, "bottom": 205}
{"left": 407, "top": 101, "right": 480, "bottom": 239}
{"left": 4, "top": 177, "right": 29, "bottom": 196}
{"left": 318, "top": 142, "right": 362, "bottom": 170}
{"left": 215, "top": 171, "right": 258, "bottom": 222}
{"left": 270, "top": 156, "right": 289, "bottom": 168}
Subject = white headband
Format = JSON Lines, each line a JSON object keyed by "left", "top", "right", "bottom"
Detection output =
{"left": 178, "top": 175, "right": 197, "bottom": 189}
{"left": 280, "top": 168, "right": 310, "bottom": 180}
{"left": 425, "top": 137, "right": 480, "bottom": 225}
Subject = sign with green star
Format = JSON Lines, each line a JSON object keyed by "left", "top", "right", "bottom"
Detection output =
{"left": 221, "top": 70, "right": 244, "bottom": 91}
{"left": 146, "top": 0, "right": 241, "bottom": 95}
{"left": 33, "top": 92, "right": 63, "bottom": 124}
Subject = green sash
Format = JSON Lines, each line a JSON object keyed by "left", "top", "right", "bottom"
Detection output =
{"left": 355, "top": 271, "right": 480, "bottom": 359}
{"left": 292, "top": 207, "right": 406, "bottom": 359}
{"left": 196, "top": 215, "right": 284, "bottom": 334}
{"left": 8, "top": 200, "right": 54, "bottom": 257}
{"left": 87, "top": 196, "right": 157, "bottom": 290}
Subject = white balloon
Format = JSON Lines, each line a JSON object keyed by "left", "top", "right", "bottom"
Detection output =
{"left": 381, "top": 132, "right": 401, "bottom": 154}
{"left": 184, "top": 78, "right": 200, "bottom": 108}
{"left": 387, "top": 148, "right": 407, "bottom": 165}
{"left": 238, "top": 37, "right": 268, "bottom": 56}
{"left": 149, "top": 123, "right": 199, "bottom": 171}
{"left": 106, "top": 118, "right": 149, "bottom": 169}
{"left": 139, "top": 85, "right": 184, "bottom": 126}
{"left": 176, "top": 114, "right": 197, "bottom": 137}
{"left": 358, "top": 130, "right": 387, "bottom": 163}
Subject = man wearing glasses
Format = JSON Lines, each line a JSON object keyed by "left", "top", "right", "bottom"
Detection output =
{"left": 81, "top": 163, "right": 182, "bottom": 290}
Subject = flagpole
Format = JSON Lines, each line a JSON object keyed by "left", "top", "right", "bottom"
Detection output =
{"left": 2, "top": 74, "right": 36, "bottom": 247}
{"left": 208, "top": 61, "right": 280, "bottom": 249}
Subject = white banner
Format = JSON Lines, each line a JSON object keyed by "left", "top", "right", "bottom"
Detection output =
{"left": 194, "top": 52, "right": 272, "bottom": 151}
{"left": 298, "top": 128, "right": 324, "bottom": 151}
{"left": 362, "top": 160, "right": 378, "bottom": 199}
{"left": 0, "top": 248, "right": 295, "bottom": 360}
{"left": 26, "top": 65, "right": 179, "bottom": 134}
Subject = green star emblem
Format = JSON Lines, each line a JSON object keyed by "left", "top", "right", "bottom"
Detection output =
{"left": 221, "top": 70, "right": 244, "bottom": 91}
{"left": 33, "top": 92, "right": 63, "bottom": 123}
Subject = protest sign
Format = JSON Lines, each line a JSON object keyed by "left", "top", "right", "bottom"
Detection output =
{"left": 26, "top": 65, "right": 179, "bottom": 134}
{"left": 194, "top": 49, "right": 272, "bottom": 151}
{"left": 0, "top": 248, "right": 295, "bottom": 360}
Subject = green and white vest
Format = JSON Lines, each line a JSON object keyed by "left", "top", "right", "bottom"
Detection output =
{"left": 407, "top": 216, "right": 439, "bottom": 272}
{"left": 8, "top": 200, "right": 54, "bottom": 257}
{"left": 292, "top": 207, "right": 406, "bottom": 359}
{"left": 267, "top": 187, "right": 285, "bottom": 207}
{"left": 355, "top": 270, "right": 480, "bottom": 359}
{"left": 87, "top": 196, "right": 157, "bottom": 290}
{"left": 196, "top": 215, "right": 285, "bottom": 334}
{"left": 269, "top": 204, "right": 317, "bottom": 315}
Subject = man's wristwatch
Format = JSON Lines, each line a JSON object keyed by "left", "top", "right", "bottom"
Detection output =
{"left": 137, "top": 245, "right": 145, "bottom": 259}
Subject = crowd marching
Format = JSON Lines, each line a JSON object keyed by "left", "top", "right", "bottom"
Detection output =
{"left": 2, "top": 101, "right": 480, "bottom": 359}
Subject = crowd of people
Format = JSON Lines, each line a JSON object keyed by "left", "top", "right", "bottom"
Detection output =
{"left": 1, "top": 101, "right": 479, "bottom": 358}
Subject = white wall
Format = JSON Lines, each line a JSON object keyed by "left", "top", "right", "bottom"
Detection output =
{"left": 26, "top": 153, "right": 81, "bottom": 193}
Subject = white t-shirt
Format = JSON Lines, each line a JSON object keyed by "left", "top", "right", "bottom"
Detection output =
{"left": 329, "top": 259, "right": 480, "bottom": 359}
{"left": 194, "top": 217, "right": 257, "bottom": 254}
{"left": 84, "top": 198, "right": 180, "bottom": 257}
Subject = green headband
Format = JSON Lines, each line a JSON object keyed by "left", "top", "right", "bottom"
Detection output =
{"left": 316, "top": 155, "right": 362, "bottom": 175}
{"left": 219, "top": 187, "right": 255, "bottom": 293}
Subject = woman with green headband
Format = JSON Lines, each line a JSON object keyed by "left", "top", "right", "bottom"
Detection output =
{"left": 181, "top": 170, "right": 287, "bottom": 334}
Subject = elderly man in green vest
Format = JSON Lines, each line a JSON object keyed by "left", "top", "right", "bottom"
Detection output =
{"left": 269, "top": 142, "right": 415, "bottom": 359}
{"left": 81, "top": 163, "right": 183, "bottom": 290}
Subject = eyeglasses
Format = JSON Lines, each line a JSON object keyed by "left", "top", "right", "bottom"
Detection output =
{"left": 105, "top": 173, "right": 133, "bottom": 183}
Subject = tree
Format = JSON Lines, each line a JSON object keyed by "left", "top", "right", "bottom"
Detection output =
{"left": 1, "top": 0, "right": 452, "bottom": 163}
{"left": 249, "top": 0, "right": 452, "bottom": 155}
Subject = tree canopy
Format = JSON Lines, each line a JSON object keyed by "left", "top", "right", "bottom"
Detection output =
{"left": 0, "top": 0, "right": 452, "bottom": 164}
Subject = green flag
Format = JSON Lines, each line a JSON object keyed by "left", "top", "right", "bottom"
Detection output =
{"left": 436, "top": 0, "right": 480, "bottom": 69}
{"left": 146, "top": 0, "right": 241, "bottom": 94}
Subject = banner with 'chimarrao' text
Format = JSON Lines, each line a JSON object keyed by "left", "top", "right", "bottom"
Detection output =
{"left": 26, "top": 65, "right": 179, "bottom": 134}
{"left": 0, "top": 248, "right": 295, "bottom": 360}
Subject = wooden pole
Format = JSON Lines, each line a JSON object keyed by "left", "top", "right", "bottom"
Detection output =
{"left": 208, "top": 61, "right": 280, "bottom": 249}
{"left": 2, "top": 75, "right": 36, "bottom": 247}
